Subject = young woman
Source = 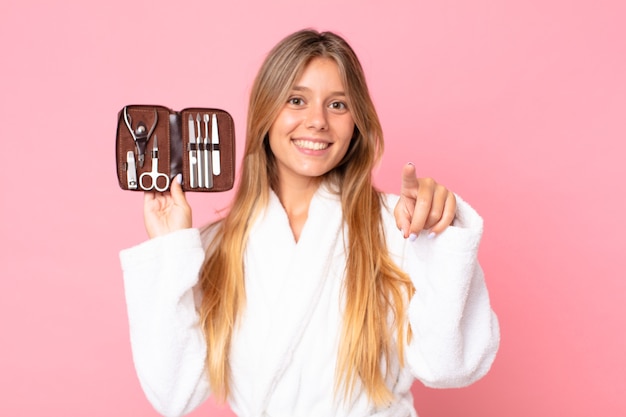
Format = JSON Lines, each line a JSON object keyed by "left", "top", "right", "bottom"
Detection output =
{"left": 121, "top": 29, "right": 500, "bottom": 417}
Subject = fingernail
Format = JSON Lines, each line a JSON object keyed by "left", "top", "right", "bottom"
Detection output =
{"left": 407, "top": 162, "right": 414, "bottom": 166}
{"left": 409, "top": 233, "right": 418, "bottom": 242}
{"left": 427, "top": 232, "right": 436, "bottom": 239}
{"left": 176, "top": 173, "right": 182, "bottom": 184}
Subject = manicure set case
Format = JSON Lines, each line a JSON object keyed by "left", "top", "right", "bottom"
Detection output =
{"left": 116, "top": 104, "right": 236, "bottom": 192}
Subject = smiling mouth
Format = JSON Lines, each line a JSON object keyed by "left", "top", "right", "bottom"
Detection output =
{"left": 292, "top": 139, "right": 330, "bottom": 151}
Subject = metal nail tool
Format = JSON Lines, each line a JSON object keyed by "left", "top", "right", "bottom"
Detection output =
{"left": 139, "top": 135, "right": 170, "bottom": 192}
{"left": 123, "top": 106, "right": 158, "bottom": 168}
{"left": 188, "top": 114, "right": 198, "bottom": 188}
{"left": 196, "top": 114, "right": 204, "bottom": 188}
{"left": 211, "top": 113, "right": 221, "bottom": 175}
{"left": 126, "top": 151, "right": 138, "bottom": 190}
{"left": 203, "top": 114, "right": 213, "bottom": 188}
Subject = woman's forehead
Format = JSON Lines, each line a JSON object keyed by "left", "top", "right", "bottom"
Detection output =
{"left": 290, "top": 57, "right": 348, "bottom": 91}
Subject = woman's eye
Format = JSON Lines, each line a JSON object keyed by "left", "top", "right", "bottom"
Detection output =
{"left": 288, "top": 97, "right": 304, "bottom": 106}
{"left": 329, "top": 101, "right": 347, "bottom": 110}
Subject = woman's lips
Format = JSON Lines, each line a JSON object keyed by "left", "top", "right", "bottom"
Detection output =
{"left": 292, "top": 139, "right": 331, "bottom": 151}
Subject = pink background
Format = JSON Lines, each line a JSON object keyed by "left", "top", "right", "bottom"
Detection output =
{"left": 1, "top": 0, "right": 624, "bottom": 415}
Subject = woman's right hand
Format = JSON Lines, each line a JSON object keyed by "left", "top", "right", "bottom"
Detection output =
{"left": 143, "top": 174, "right": 192, "bottom": 239}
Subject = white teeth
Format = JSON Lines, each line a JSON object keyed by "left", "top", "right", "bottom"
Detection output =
{"left": 293, "top": 139, "right": 329, "bottom": 150}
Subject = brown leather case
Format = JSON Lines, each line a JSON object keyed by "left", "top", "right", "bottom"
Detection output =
{"left": 116, "top": 105, "right": 235, "bottom": 192}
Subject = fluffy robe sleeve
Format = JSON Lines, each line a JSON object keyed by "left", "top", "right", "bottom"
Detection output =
{"left": 383, "top": 193, "right": 500, "bottom": 388}
{"left": 120, "top": 228, "right": 210, "bottom": 417}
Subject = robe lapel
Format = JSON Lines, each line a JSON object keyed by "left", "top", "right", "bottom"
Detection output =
{"left": 240, "top": 186, "right": 345, "bottom": 416}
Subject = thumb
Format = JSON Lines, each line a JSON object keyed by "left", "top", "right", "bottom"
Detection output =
{"left": 401, "top": 162, "right": 419, "bottom": 197}
{"left": 169, "top": 173, "right": 193, "bottom": 227}
{"left": 170, "top": 173, "right": 187, "bottom": 204}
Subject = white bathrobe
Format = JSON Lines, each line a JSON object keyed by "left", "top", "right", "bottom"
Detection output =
{"left": 120, "top": 186, "right": 500, "bottom": 417}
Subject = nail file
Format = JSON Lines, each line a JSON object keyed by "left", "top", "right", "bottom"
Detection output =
{"left": 212, "top": 113, "right": 221, "bottom": 175}
{"left": 196, "top": 114, "right": 204, "bottom": 188}
{"left": 204, "top": 114, "right": 213, "bottom": 188}
{"left": 188, "top": 114, "right": 197, "bottom": 188}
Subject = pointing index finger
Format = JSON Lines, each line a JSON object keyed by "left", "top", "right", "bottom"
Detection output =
{"left": 401, "top": 162, "right": 419, "bottom": 197}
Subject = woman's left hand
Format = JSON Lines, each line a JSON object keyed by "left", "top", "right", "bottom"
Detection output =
{"left": 394, "top": 163, "right": 457, "bottom": 240}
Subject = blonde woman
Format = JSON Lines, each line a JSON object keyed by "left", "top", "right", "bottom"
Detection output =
{"left": 121, "top": 29, "right": 500, "bottom": 417}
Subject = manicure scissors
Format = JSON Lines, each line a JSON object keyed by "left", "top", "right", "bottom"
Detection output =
{"left": 140, "top": 135, "right": 170, "bottom": 192}
{"left": 123, "top": 107, "right": 158, "bottom": 167}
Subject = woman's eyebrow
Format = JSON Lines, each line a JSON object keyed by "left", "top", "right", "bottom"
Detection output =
{"left": 291, "top": 86, "right": 346, "bottom": 96}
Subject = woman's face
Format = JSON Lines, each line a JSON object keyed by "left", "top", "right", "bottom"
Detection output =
{"left": 268, "top": 57, "right": 355, "bottom": 185}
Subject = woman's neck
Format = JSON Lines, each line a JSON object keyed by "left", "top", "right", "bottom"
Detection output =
{"left": 274, "top": 176, "right": 322, "bottom": 242}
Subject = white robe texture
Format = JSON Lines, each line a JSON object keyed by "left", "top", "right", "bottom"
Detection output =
{"left": 120, "top": 186, "right": 500, "bottom": 417}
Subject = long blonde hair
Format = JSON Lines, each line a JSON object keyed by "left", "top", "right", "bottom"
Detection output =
{"left": 199, "top": 29, "right": 414, "bottom": 406}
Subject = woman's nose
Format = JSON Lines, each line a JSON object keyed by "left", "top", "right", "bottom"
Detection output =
{"left": 305, "top": 103, "right": 328, "bottom": 131}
